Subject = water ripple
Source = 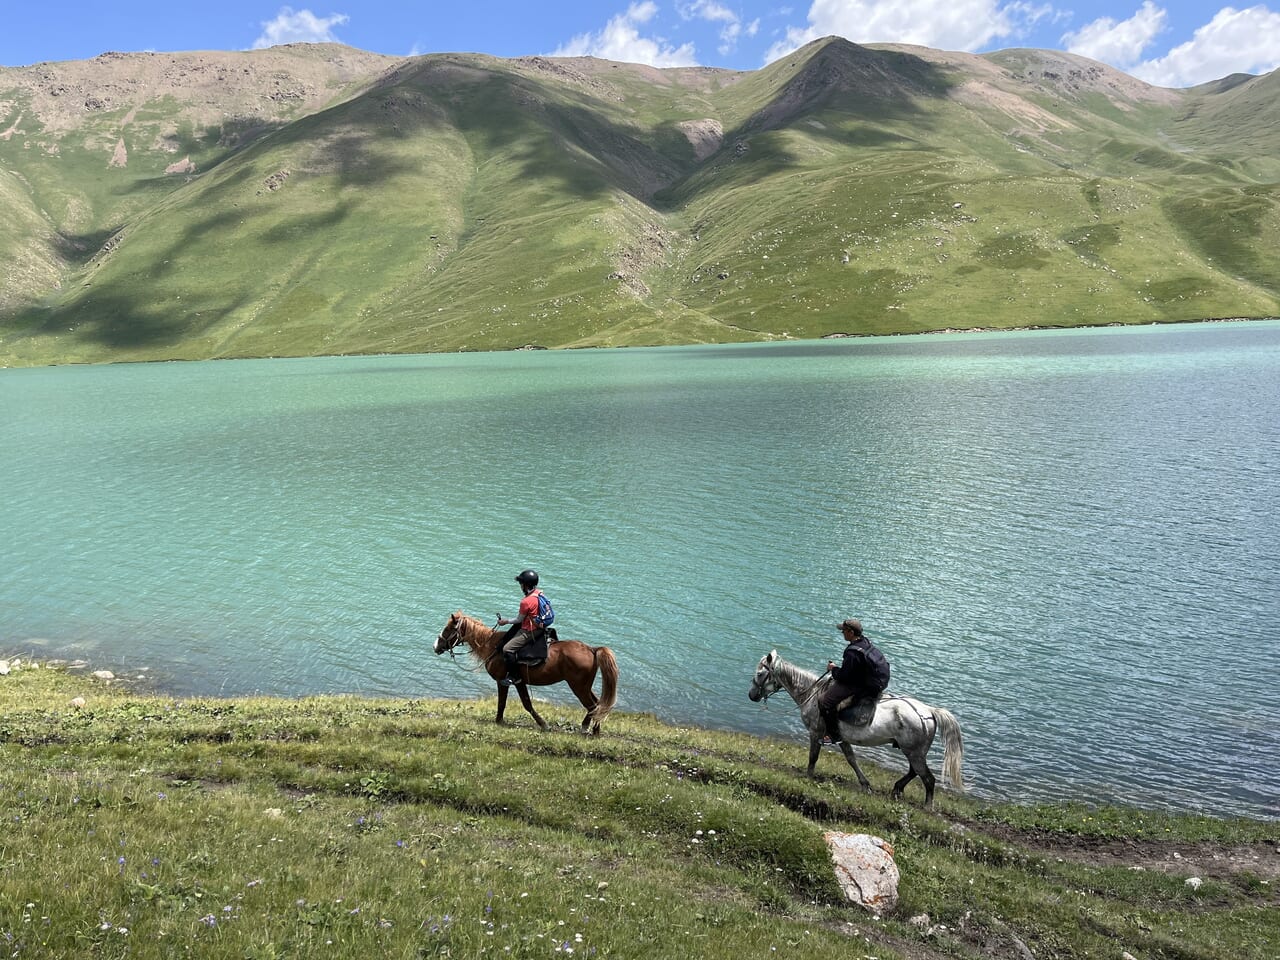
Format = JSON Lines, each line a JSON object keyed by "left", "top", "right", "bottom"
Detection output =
{"left": 2, "top": 323, "right": 1279, "bottom": 817}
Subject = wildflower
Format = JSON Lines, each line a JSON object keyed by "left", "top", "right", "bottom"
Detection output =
{"left": 199, "top": 915, "right": 217, "bottom": 926}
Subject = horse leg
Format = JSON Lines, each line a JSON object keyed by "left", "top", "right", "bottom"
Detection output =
{"left": 806, "top": 737, "right": 822, "bottom": 777}
{"left": 894, "top": 747, "right": 935, "bottom": 804}
{"left": 913, "top": 752, "right": 937, "bottom": 807}
{"left": 495, "top": 683, "right": 512, "bottom": 724}
{"left": 837, "top": 742, "right": 873, "bottom": 792}
{"left": 514, "top": 681, "right": 549, "bottom": 731}
{"left": 892, "top": 746, "right": 919, "bottom": 799}
{"left": 567, "top": 675, "right": 599, "bottom": 735}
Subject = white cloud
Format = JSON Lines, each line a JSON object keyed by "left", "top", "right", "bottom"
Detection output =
{"left": 1131, "top": 5, "right": 1280, "bottom": 87}
{"left": 679, "top": 2, "right": 764, "bottom": 55}
{"left": 253, "top": 7, "right": 349, "bottom": 50}
{"left": 1062, "top": 1, "right": 1166, "bottom": 67}
{"left": 552, "top": 2, "right": 698, "bottom": 67}
{"left": 764, "top": 0, "right": 1052, "bottom": 64}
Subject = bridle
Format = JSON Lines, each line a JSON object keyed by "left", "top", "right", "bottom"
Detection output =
{"left": 437, "top": 615, "right": 504, "bottom": 673}
{"left": 751, "top": 656, "right": 830, "bottom": 706}
{"left": 436, "top": 618, "right": 464, "bottom": 657}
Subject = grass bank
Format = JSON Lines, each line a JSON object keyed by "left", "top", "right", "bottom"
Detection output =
{"left": 1, "top": 662, "right": 1275, "bottom": 959}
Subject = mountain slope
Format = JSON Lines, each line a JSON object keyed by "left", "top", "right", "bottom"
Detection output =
{"left": 0, "top": 38, "right": 1277, "bottom": 365}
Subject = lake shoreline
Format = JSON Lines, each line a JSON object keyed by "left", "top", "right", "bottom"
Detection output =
{"left": 7, "top": 649, "right": 1278, "bottom": 825}
{"left": 6, "top": 313, "right": 1278, "bottom": 369}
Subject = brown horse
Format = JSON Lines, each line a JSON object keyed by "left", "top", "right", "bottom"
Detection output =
{"left": 434, "top": 611, "right": 619, "bottom": 735}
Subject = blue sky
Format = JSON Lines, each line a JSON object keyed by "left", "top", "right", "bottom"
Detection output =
{"left": 2, "top": 2, "right": 1277, "bottom": 87}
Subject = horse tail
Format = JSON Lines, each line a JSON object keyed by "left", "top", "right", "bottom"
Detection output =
{"left": 589, "top": 646, "right": 619, "bottom": 727}
{"left": 933, "top": 707, "right": 966, "bottom": 790}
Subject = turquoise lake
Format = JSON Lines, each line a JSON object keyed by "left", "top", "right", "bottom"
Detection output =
{"left": 3, "top": 321, "right": 1278, "bottom": 818}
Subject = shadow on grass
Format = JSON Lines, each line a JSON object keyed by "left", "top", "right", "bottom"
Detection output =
{"left": 25, "top": 286, "right": 245, "bottom": 351}
{"left": 55, "top": 227, "right": 124, "bottom": 265}
{"left": 657, "top": 39, "right": 952, "bottom": 206}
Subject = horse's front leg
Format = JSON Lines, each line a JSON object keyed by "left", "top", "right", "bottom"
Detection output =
{"left": 495, "top": 683, "right": 510, "bottom": 724}
{"left": 838, "top": 741, "right": 873, "bottom": 792}
{"left": 806, "top": 737, "right": 822, "bottom": 777}
{"left": 515, "top": 682, "right": 549, "bottom": 731}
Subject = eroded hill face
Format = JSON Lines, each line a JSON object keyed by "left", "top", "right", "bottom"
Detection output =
{"left": 1, "top": 38, "right": 1277, "bottom": 365}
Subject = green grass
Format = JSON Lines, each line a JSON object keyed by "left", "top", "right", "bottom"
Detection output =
{"left": 1, "top": 662, "right": 1275, "bottom": 959}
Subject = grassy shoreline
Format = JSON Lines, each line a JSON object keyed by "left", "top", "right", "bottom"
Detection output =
{"left": 5, "top": 314, "right": 1277, "bottom": 370}
{"left": 2, "top": 661, "right": 1276, "bottom": 959}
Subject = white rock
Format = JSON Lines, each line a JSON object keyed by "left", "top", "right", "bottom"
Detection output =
{"left": 0, "top": 660, "right": 9, "bottom": 675}
{"left": 263, "top": 808, "right": 284, "bottom": 819}
{"left": 825, "top": 832, "right": 899, "bottom": 915}
{"left": 1123, "top": 952, "right": 1139, "bottom": 960}
{"left": 70, "top": 697, "right": 86, "bottom": 709}
{"left": 1185, "top": 876, "right": 1202, "bottom": 890}
{"left": 908, "top": 913, "right": 931, "bottom": 930}
{"left": 92, "top": 670, "right": 115, "bottom": 681}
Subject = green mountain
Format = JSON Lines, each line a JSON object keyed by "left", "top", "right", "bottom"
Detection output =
{"left": 2, "top": 38, "right": 1277, "bottom": 365}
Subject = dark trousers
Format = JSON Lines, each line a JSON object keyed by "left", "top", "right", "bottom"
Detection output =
{"left": 501, "top": 627, "right": 539, "bottom": 667}
{"left": 819, "top": 679, "right": 878, "bottom": 739}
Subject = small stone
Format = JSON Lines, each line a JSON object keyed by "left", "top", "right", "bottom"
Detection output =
{"left": 1122, "top": 952, "right": 1139, "bottom": 960}
{"left": 70, "top": 696, "right": 86, "bottom": 709}
{"left": 596, "top": 881, "right": 608, "bottom": 891}
{"left": 263, "top": 808, "right": 284, "bottom": 819}
{"left": 908, "top": 914, "right": 930, "bottom": 930}
{"left": 1185, "top": 876, "right": 1202, "bottom": 890}
{"left": 92, "top": 670, "right": 115, "bottom": 681}
{"left": 0, "top": 660, "right": 9, "bottom": 675}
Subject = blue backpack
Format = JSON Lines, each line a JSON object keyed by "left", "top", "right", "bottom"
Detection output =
{"left": 534, "top": 591, "right": 555, "bottom": 628}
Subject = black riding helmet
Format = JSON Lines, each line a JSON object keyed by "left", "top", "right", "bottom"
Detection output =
{"left": 515, "top": 569, "right": 540, "bottom": 590}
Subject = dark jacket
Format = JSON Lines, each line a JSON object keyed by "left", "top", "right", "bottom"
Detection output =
{"left": 833, "top": 636, "right": 890, "bottom": 692}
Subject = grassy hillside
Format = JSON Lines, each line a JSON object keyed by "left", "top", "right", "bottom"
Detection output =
{"left": 1, "top": 39, "right": 1278, "bottom": 366}
{"left": 2, "top": 661, "right": 1277, "bottom": 959}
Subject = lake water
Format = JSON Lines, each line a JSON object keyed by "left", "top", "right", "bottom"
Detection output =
{"left": 3, "top": 322, "right": 1279, "bottom": 819}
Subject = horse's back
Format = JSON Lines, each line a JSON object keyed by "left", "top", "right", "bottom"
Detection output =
{"left": 547, "top": 638, "right": 605, "bottom": 666}
{"left": 869, "top": 694, "right": 939, "bottom": 743}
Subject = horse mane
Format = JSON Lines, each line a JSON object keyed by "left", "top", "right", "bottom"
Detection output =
{"left": 772, "top": 653, "right": 819, "bottom": 689}
{"left": 454, "top": 612, "right": 499, "bottom": 657}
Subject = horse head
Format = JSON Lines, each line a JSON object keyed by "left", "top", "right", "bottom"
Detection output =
{"left": 434, "top": 611, "right": 466, "bottom": 656}
{"left": 747, "top": 649, "right": 781, "bottom": 702}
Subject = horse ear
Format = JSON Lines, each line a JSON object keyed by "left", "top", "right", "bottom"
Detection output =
{"left": 767, "top": 649, "right": 777, "bottom": 663}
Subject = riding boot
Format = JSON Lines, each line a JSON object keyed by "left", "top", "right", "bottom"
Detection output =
{"left": 501, "top": 654, "right": 520, "bottom": 686}
{"left": 821, "top": 708, "right": 842, "bottom": 744}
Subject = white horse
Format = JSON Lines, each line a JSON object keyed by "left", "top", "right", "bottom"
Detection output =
{"left": 748, "top": 649, "right": 965, "bottom": 805}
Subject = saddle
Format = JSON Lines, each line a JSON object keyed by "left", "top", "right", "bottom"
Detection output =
{"left": 512, "top": 627, "right": 558, "bottom": 668}
{"left": 835, "top": 691, "right": 882, "bottom": 728}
